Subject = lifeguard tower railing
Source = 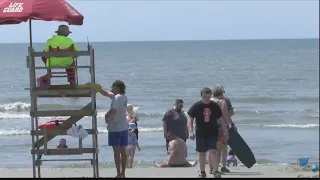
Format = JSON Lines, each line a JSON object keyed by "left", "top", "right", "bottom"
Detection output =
{"left": 26, "top": 45, "right": 99, "bottom": 178}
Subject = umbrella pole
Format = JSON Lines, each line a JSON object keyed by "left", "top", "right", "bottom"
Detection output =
{"left": 29, "top": 19, "right": 33, "bottom": 47}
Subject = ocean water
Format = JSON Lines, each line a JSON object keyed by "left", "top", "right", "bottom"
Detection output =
{"left": 0, "top": 39, "right": 318, "bottom": 168}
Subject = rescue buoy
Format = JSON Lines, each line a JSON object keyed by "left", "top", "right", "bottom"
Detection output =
{"left": 38, "top": 120, "right": 71, "bottom": 130}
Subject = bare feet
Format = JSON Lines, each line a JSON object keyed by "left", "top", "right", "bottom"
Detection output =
{"left": 115, "top": 174, "right": 125, "bottom": 178}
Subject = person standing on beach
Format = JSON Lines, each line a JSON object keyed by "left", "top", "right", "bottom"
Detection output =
{"left": 105, "top": 80, "right": 128, "bottom": 178}
{"left": 162, "top": 99, "right": 188, "bottom": 151}
{"left": 210, "top": 85, "right": 237, "bottom": 174}
{"left": 126, "top": 104, "right": 140, "bottom": 143}
{"left": 187, "top": 87, "right": 229, "bottom": 178}
{"left": 217, "top": 84, "right": 235, "bottom": 116}
{"left": 126, "top": 104, "right": 141, "bottom": 168}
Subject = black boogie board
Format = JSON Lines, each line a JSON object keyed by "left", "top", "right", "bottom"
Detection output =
{"left": 227, "top": 128, "right": 256, "bottom": 168}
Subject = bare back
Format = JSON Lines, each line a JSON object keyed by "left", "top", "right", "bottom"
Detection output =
{"left": 168, "top": 138, "right": 187, "bottom": 165}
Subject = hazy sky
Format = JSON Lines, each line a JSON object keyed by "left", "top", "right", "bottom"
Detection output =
{"left": 0, "top": 0, "right": 319, "bottom": 43}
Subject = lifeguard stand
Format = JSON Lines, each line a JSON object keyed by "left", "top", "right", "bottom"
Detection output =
{"left": 26, "top": 45, "right": 99, "bottom": 178}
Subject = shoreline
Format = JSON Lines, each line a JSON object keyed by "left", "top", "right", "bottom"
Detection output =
{"left": 1, "top": 164, "right": 319, "bottom": 178}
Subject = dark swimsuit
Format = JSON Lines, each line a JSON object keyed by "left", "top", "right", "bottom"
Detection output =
{"left": 129, "top": 115, "right": 139, "bottom": 140}
{"left": 168, "top": 162, "right": 192, "bottom": 167}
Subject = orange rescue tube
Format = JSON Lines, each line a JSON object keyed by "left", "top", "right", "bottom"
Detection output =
{"left": 38, "top": 120, "right": 70, "bottom": 130}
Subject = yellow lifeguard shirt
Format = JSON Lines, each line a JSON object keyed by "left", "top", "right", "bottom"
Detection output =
{"left": 44, "top": 35, "right": 79, "bottom": 67}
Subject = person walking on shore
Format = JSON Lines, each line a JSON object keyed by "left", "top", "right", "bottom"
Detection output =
{"left": 105, "top": 80, "right": 128, "bottom": 178}
{"left": 217, "top": 84, "right": 235, "bottom": 116}
{"left": 187, "top": 87, "right": 229, "bottom": 178}
{"left": 162, "top": 99, "right": 188, "bottom": 152}
{"left": 210, "top": 85, "right": 237, "bottom": 174}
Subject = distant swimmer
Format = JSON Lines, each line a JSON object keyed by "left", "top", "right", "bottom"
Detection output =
{"left": 153, "top": 131, "right": 194, "bottom": 168}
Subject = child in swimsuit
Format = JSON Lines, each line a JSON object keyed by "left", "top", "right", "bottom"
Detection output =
{"left": 226, "top": 150, "right": 237, "bottom": 167}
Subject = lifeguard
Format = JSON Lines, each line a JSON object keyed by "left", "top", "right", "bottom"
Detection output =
{"left": 42, "top": 25, "right": 79, "bottom": 85}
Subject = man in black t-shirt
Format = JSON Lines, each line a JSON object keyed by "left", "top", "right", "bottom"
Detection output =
{"left": 187, "top": 87, "right": 229, "bottom": 178}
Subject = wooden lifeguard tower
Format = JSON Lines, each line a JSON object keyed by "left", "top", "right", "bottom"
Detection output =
{"left": 26, "top": 45, "right": 99, "bottom": 178}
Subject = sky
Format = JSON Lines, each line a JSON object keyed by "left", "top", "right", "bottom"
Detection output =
{"left": 0, "top": 0, "right": 319, "bottom": 43}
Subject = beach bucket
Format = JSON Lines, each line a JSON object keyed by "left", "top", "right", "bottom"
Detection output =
{"left": 297, "top": 157, "right": 309, "bottom": 166}
{"left": 36, "top": 75, "right": 50, "bottom": 87}
{"left": 311, "top": 164, "right": 318, "bottom": 172}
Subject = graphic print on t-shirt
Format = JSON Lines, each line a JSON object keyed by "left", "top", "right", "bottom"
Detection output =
{"left": 203, "top": 108, "right": 211, "bottom": 122}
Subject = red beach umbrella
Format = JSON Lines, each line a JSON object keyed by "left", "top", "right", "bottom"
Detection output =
{"left": 0, "top": 0, "right": 84, "bottom": 45}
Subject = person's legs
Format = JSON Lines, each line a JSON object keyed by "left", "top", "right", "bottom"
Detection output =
{"left": 196, "top": 137, "right": 208, "bottom": 178}
{"left": 128, "top": 147, "right": 136, "bottom": 168}
{"left": 65, "top": 60, "right": 76, "bottom": 85}
{"left": 125, "top": 147, "right": 130, "bottom": 168}
{"left": 118, "top": 130, "right": 128, "bottom": 177}
{"left": 108, "top": 132, "right": 121, "bottom": 177}
{"left": 221, "top": 144, "right": 230, "bottom": 172}
{"left": 128, "top": 134, "right": 138, "bottom": 168}
{"left": 213, "top": 141, "right": 222, "bottom": 173}
{"left": 206, "top": 136, "right": 221, "bottom": 178}
{"left": 126, "top": 133, "right": 133, "bottom": 168}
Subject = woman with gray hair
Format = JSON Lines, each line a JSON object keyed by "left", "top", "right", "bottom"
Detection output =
{"left": 209, "top": 85, "right": 237, "bottom": 174}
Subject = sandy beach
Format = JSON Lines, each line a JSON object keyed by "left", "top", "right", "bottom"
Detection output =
{"left": 1, "top": 164, "right": 319, "bottom": 178}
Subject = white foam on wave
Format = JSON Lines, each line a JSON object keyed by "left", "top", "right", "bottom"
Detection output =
{"left": 0, "top": 127, "right": 163, "bottom": 136}
{"left": 0, "top": 102, "right": 30, "bottom": 112}
{"left": 0, "top": 129, "right": 30, "bottom": 136}
{"left": 0, "top": 123, "right": 318, "bottom": 136}
{"left": 0, "top": 112, "right": 114, "bottom": 119}
{"left": 261, "top": 124, "right": 319, "bottom": 128}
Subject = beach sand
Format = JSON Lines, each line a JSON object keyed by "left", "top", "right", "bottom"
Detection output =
{"left": 1, "top": 164, "right": 319, "bottom": 178}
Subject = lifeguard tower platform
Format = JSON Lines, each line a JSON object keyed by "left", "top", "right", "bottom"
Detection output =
{"left": 26, "top": 45, "right": 99, "bottom": 178}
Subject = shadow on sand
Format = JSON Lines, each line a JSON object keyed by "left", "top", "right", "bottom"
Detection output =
{"left": 225, "top": 172, "right": 263, "bottom": 176}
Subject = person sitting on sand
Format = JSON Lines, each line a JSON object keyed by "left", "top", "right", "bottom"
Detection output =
{"left": 226, "top": 150, "right": 237, "bottom": 167}
{"left": 41, "top": 25, "right": 79, "bottom": 85}
{"left": 57, "top": 138, "right": 68, "bottom": 149}
{"left": 153, "top": 131, "right": 195, "bottom": 168}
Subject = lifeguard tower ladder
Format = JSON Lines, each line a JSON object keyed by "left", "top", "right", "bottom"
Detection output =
{"left": 26, "top": 45, "right": 99, "bottom": 178}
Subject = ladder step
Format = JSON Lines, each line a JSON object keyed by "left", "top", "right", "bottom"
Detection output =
{"left": 31, "top": 148, "right": 99, "bottom": 155}
{"left": 39, "top": 158, "right": 93, "bottom": 162}
{"left": 51, "top": 72, "right": 70, "bottom": 74}
{"left": 34, "top": 65, "right": 91, "bottom": 70}
{"left": 32, "top": 88, "right": 92, "bottom": 98}
{"left": 31, "top": 129, "right": 98, "bottom": 136}
{"left": 30, "top": 110, "right": 95, "bottom": 117}
{"left": 51, "top": 75, "right": 68, "bottom": 77}
{"left": 32, "top": 50, "right": 90, "bottom": 57}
